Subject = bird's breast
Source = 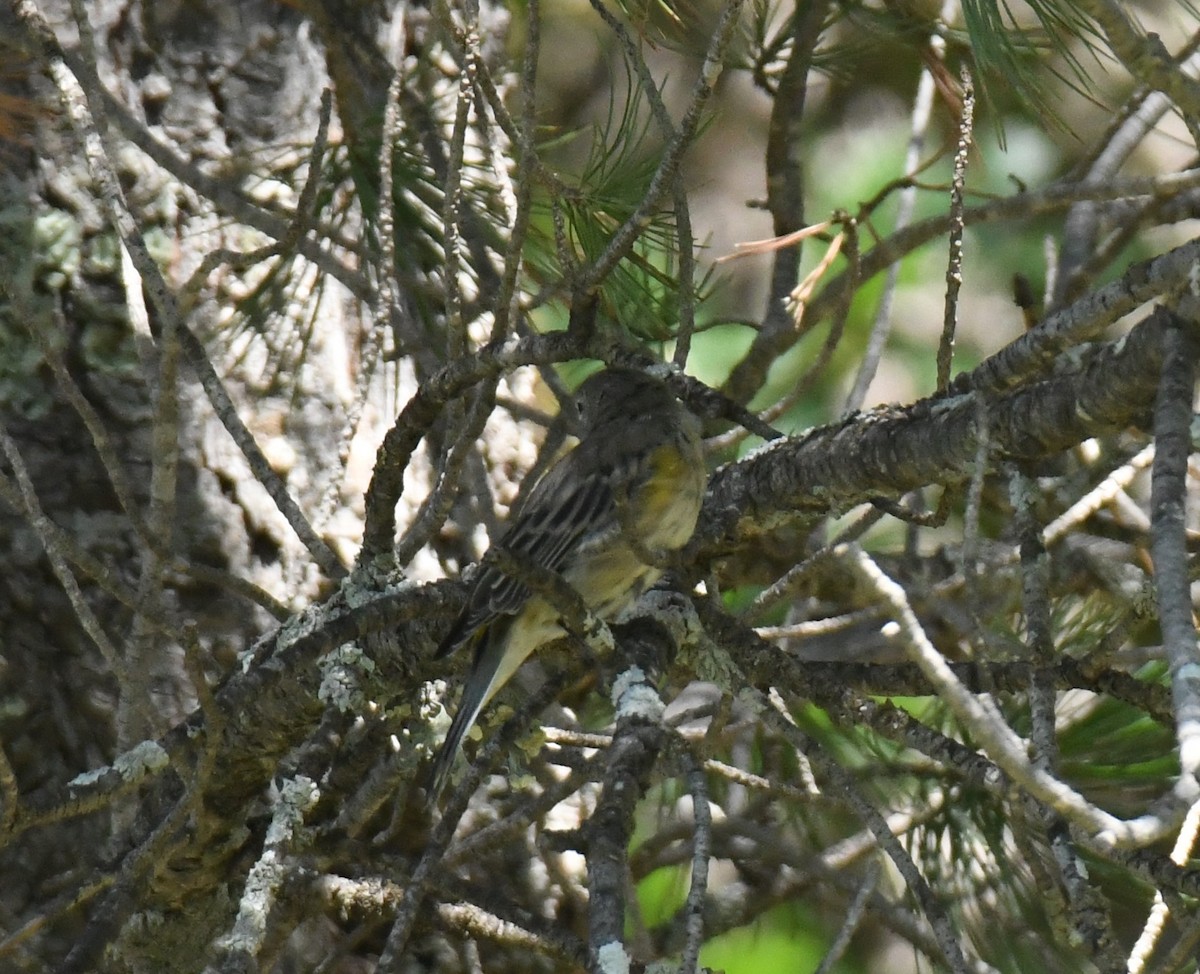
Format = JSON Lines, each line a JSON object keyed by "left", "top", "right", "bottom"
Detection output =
{"left": 634, "top": 441, "right": 705, "bottom": 549}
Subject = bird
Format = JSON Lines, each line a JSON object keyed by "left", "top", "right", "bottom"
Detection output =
{"left": 426, "top": 366, "right": 706, "bottom": 801}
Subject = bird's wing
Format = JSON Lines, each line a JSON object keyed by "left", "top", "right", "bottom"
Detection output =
{"left": 435, "top": 452, "right": 614, "bottom": 658}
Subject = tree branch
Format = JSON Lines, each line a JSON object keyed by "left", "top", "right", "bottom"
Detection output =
{"left": 698, "top": 304, "right": 1188, "bottom": 562}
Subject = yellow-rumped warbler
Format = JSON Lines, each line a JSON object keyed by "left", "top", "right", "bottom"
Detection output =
{"left": 428, "top": 366, "right": 706, "bottom": 799}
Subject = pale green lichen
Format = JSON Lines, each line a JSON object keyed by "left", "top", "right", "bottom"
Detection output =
{"left": 69, "top": 739, "right": 169, "bottom": 789}
{"left": 318, "top": 643, "right": 377, "bottom": 712}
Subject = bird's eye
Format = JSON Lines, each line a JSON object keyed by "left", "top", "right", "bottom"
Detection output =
{"left": 567, "top": 395, "right": 589, "bottom": 435}
{"left": 573, "top": 385, "right": 601, "bottom": 425}
{"left": 576, "top": 391, "right": 610, "bottom": 429}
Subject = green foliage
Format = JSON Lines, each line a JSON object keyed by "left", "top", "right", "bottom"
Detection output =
{"left": 528, "top": 51, "right": 716, "bottom": 341}
{"left": 959, "top": 0, "right": 1099, "bottom": 124}
{"left": 700, "top": 903, "right": 850, "bottom": 974}
{"left": 635, "top": 861, "right": 689, "bottom": 930}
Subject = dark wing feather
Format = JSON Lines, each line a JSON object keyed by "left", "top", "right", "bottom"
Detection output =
{"left": 435, "top": 453, "right": 614, "bottom": 658}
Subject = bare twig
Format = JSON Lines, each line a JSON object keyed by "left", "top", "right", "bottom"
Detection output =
{"left": 1044, "top": 443, "right": 1157, "bottom": 543}
{"left": 679, "top": 753, "right": 711, "bottom": 974}
{"left": 0, "top": 421, "right": 126, "bottom": 679}
{"left": 360, "top": 329, "right": 590, "bottom": 560}
{"left": 1074, "top": 0, "right": 1200, "bottom": 148}
{"left": 375, "top": 673, "right": 571, "bottom": 970}
{"left": 840, "top": 543, "right": 1176, "bottom": 848}
{"left": 207, "top": 776, "right": 319, "bottom": 973}
{"left": 1128, "top": 800, "right": 1200, "bottom": 974}
{"left": 1149, "top": 312, "right": 1200, "bottom": 798}
{"left": 761, "top": 696, "right": 971, "bottom": 974}
{"left": 1016, "top": 469, "right": 1123, "bottom": 971}
{"left": 393, "top": 383, "right": 496, "bottom": 569}
{"left": 807, "top": 171, "right": 1200, "bottom": 351}
{"left": 813, "top": 859, "right": 881, "bottom": 974}
{"left": 438, "top": 0, "right": 480, "bottom": 355}
{"left": 725, "top": 0, "right": 832, "bottom": 404}
{"left": 588, "top": 666, "right": 666, "bottom": 970}
{"left": 24, "top": 303, "right": 153, "bottom": 548}
{"left": 937, "top": 65, "right": 974, "bottom": 392}
{"left": 580, "top": 0, "right": 746, "bottom": 296}
{"left": 844, "top": 0, "right": 948, "bottom": 413}
{"left": 491, "top": 0, "right": 541, "bottom": 343}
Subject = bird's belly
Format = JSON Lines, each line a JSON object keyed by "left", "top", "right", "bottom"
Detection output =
{"left": 638, "top": 446, "right": 700, "bottom": 546}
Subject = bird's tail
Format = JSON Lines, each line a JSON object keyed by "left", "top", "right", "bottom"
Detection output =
{"left": 425, "top": 628, "right": 504, "bottom": 803}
